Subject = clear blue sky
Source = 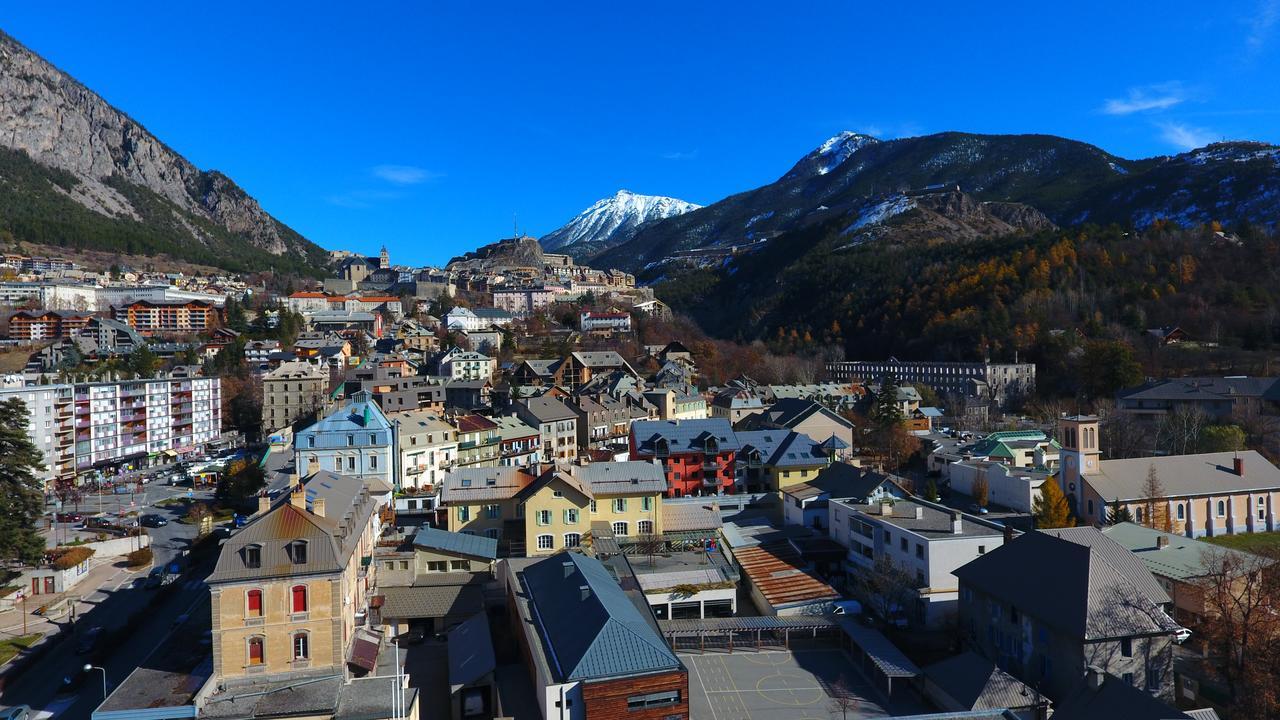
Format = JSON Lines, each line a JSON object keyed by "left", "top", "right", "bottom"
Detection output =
{"left": 4, "top": 2, "right": 1279, "bottom": 265}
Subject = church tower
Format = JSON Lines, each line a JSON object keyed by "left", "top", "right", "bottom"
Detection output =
{"left": 379, "top": 245, "right": 390, "bottom": 269}
{"left": 1059, "top": 415, "right": 1100, "bottom": 508}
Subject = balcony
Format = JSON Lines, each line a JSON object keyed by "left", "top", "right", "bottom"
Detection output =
{"left": 701, "top": 461, "right": 722, "bottom": 472}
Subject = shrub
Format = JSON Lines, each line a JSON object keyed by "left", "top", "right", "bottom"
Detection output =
{"left": 49, "top": 546, "right": 95, "bottom": 570}
{"left": 126, "top": 547, "right": 153, "bottom": 568}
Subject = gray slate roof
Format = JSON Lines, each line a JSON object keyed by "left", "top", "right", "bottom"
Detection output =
{"left": 1086, "top": 451, "right": 1280, "bottom": 500}
{"left": 380, "top": 584, "right": 483, "bottom": 620}
{"left": 631, "top": 418, "right": 740, "bottom": 454}
{"left": 1042, "top": 526, "right": 1171, "bottom": 604}
{"left": 574, "top": 461, "right": 668, "bottom": 496}
{"left": 412, "top": 526, "right": 498, "bottom": 560}
{"left": 923, "top": 651, "right": 1038, "bottom": 711}
{"left": 1051, "top": 671, "right": 1191, "bottom": 720}
{"left": 441, "top": 467, "right": 535, "bottom": 503}
{"left": 521, "top": 552, "right": 681, "bottom": 682}
{"left": 448, "top": 613, "right": 496, "bottom": 689}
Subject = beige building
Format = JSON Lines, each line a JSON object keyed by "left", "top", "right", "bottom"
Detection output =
{"left": 261, "top": 361, "right": 329, "bottom": 434}
{"left": 440, "top": 461, "right": 665, "bottom": 556}
{"left": 207, "top": 470, "right": 387, "bottom": 683}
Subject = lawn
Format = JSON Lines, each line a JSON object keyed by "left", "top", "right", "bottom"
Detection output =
{"left": 0, "top": 634, "right": 42, "bottom": 665}
{"left": 1202, "top": 531, "right": 1280, "bottom": 553}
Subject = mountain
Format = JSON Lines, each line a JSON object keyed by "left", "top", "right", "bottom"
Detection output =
{"left": 0, "top": 30, "right": 327, "bottom": 274}
{"left": 540, "top": 189, "right": 700, "bottom": 259}
{"left": 592, "top": 131, "right": 1280, "bottom": 273}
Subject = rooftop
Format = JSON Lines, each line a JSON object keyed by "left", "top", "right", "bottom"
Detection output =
{"left": 1089, "top": 450, "right": 1280, "bottom": 500}
{"left": 1100, "top": 521, "right": 1274, "bottom": 582}
{"left": 736, "top": 542, "right": 840, "bottom": 610}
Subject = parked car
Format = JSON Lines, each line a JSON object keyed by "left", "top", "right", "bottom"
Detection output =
{"left": 54, "top": 512, "right": 83, "bottom": 523}
{"left": 832, "top": 599, "right": 863, "bottom": 616}
{"left": 140, "top": 514, "right": 168, "bottom": 528}
{"left": 967, "top": 503, "right": 989, "bottom": 515}
{"left": 76, "top": 626, "right": 103, "bottom": 655}
{"left": 0, "top": 705, "right": 31, "bottom": 720}
{"left": 1174, "top": 627, "right": 1193, "bottom": 644}
{"left": 144, "top": 567, "right": 164, "bottom": 589}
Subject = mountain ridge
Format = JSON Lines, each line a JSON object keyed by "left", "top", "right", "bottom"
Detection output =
{"left": 539, "top": 189, "right": 700, "bottom": 259}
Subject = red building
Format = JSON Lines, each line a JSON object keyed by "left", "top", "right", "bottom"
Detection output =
{"left": 628, "top": 418, "right": 740, "bottom": 497}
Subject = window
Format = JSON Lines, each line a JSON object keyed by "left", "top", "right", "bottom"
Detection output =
{"left": 347, "top": 434, "right": 354, "bottom": 446}
{"left": 426, "top": 561, "right": 447, "bottom": 572}
{"left": 307, "top": 436, "right": 315, "bottom": 448}
{"left": 638, "top": 520, "right": 654, "bottom": 535}
{"left": 400, "top": 561, "right": 409, "bottom": 570}
{"left": 537, "top": 534, "right": 554, "bottom": 550}
{"left": 552, "top": 490, "right": 563, "bottom": 498}
{"left": 293, "top": 632, "right": 309, "bottom": 660}
{"left": 1087, "top": 499, "right": 1094, "bottom": 516}
{"left": 248, "top": 636, "right": 264, "bottom": 666}
{"left": 613, "top": 498, "right": 627, "bottom": 513}
{"left": 245, "top": 545, "right": 261, "bottom": 569}
{"left": 485, "top": 504, "right": 501, "bottom": 519}
{"left": 564, "top": 509, "right": 579, "bottom": 524}
{"left": 900, "top": 537, "right": 908, "bottom": 552}
{"left": 1123, "top": 672, "right": 1134, "bottom": 686}
{"left": 485, "top": 528, "right": 500, "bottom": 540}
{"left": 1260, "top": 497, "right": 1267, "bottom": 521}
{"left": 564, "top": 532, "right": 581, "bottom": 548}
{"left": 536, "top": 509, "right": 552, "bottom": 526}
{"left": 347, "top": 456, "right": 356, "bottom": 471}
{"left": 370, "top": 434, "right": 377, "bottom": 444}
{"left": 1176, "top": 504, "right": 1185, "bottom": 520}
{"left": 290, "top": 540, "right": 308, "bottom": 564}
{"left": 450, "top": 560, "right": 468, "bottom": 571}
{"left": 1120, "top": 638, "right": 1133, "bottom": 657}
{"left": 457, "top": 506, "right": 470, "bottom": 522}
{"left": 370, "top": 454, "right": 378, "bottom": 469}
{"left": 916, "top": 543, "right": 924, "bottom": 559}
{"left": 1217, "top": 500, "right": 1226, "bottom": 517}
{"left": 627, "top": 690, "right": 680, "bottom": 710}
{"left": 642, "top": 496, "right": 653, "bottom": 511}
{"left": 612, "top": 521, "right": 629, "bottom": 536}
{"left": 977, "top": 545, "right": 986, "bottom": 555}
{"left": 246, "top": 589, "right": 263, "bottom": 617}
{"left": 291, "top": 584, "right": 308, "bottom": 613}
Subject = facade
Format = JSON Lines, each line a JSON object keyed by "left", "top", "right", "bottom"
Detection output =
{"left": 579, "top": 311, "right": 632, "bottom": 334}
{"left": 207, "top": 474, "right": 383, "bottom": 683}
{"left": 515, "top": 397, "right": 579, "bottom": 463}
{"left": 742, "top": 398, "right": 856, "bottom": 453}
{"left": 505, "top": 552, "right": 688, "bottom": 720}
{"left": 830, "top": 495, "right": 1005, "bottom": 627}
{"left": 735, "top": 430, "right": 831, "bottom": 495}
{"left": 0, "top": 383, "right": 73, "bottom": 486}
{"left": 439, "top": 349, "right": 496, "bottom": 381}
{"left": 1115, "top": 376, "right": 1280, "bottom": 425}
{"left": 294, "top": 391, "right": 395, "bottom": 486}
{"left": 568, "top": 394, "right": 634, "bottom": 450}
{"left": 8, "top": 310, "right": 92, "bottom": 341}
{"left": 641, "top": 387, "right": 708, "bottom": 421}
{"left": 112, "top": 299, "right": 219, "bottom": 335}
{"left": 560, "top": 352, "right": 638, "bottom": 393}
{"left": 492, "top": 287, "right": 554, "bottom": 317}
{"left": 388, "top": 408, "right": 458, "bottom": 491}
{"left": 629, "top": 418, "right": 740, "bottom": 497}
{"left": 827, "top": 358, "right": 1036, "bottom": 406}
{"left": 444, "top": 306, "right": 515, "bottom": 331}
{"left": 454, "top": 414, "right": 501, "bottom": 469}
{"left": 71, "top": 376, "right": 222, "bottom": 474}
{"left": 953, "top": 528, "right": 1178, "bottom": 702}
{"left": 1058, "top": 415, "right": 1280, "bottom": 534}
{"left": 261, "top": 361, "right": 328, "bottom": 433}
{"left": 494, "top": 415, "right": 540, "bottom": 468}
{"left": 966, "top": 429, "right": 1061, "bottom": 470}
{"left": 709, "top": 388, "right": 765, "bottom": 424}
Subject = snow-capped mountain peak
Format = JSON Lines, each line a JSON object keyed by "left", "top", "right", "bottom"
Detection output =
{"left": 540, "top": 189, "right": 701, "bottom": 252}
{"left": 784, "top": 130, "right": 881, "bottom": 179}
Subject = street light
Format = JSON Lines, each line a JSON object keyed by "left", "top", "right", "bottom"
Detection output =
{"left": 84, "top": 664, "right": 106, "bottom": 699}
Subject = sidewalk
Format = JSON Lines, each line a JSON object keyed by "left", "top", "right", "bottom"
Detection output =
{"left": 0, "top": 560, "right": 144, "bottom": 639}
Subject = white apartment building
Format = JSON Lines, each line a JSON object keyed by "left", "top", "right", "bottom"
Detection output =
{"left": 388, "top": 409, "right": 458, "bottom": 490}
{"left": 0, "top": 383, "right": 74, "bottom": 488}
{"left": 72, "top": 376, "right": 222, "bottom": 473}
{"left": 439, "top": 349, "right": 496, "bottom": 381}
{"left": 829, "top": 496, "right": 1010, "bottom": 627}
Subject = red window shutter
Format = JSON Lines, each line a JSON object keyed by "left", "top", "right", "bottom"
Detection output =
{"left": 292, "top": 585, "right": 307, "bottom": 613}
{"left": 249, "top": 638, "right": 263, "bottom": 663}
{"left": 247, "top": 590, "right": 262, "bottom": 614}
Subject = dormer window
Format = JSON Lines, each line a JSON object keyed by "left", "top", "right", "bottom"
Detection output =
{"left": 245, "top": 544, "right": 262, "bottom": 569}
{"left": 654, "top": 438, "right": 670, "bottom": 457}
{"left": 290, "top": 540, "right": 308, "bottom": 564}
{"left": 705, "top": 437, "right": 719, "bottom": 454}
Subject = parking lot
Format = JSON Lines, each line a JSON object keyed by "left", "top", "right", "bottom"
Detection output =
{"left": 684, "top": 648, "right": 893, "bottom": 720}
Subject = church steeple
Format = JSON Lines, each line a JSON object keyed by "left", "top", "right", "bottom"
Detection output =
{"left": 379, "top": 245, "right": 389, "bottom": 269}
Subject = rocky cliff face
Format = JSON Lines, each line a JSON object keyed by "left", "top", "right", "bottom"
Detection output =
{"left": 447, "top": 236, "right": 545, "bottom": 269}
{"left": 0, "top": 30, "right": 321, "bottom": 265}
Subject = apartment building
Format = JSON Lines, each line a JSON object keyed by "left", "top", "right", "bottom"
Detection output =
{"left": 514, "top": 396, "right": 578, "bottom": 463}
{"left": 826, "top": 358, "right": 1036, "bottom": 406}
{"left": 293, "top": 391, "right": 394, "bottom": 486}
{"left": 629, "top": 418, "right": 739, "bottom": 497}
{"left": 0, "top": 383, "right": 74, "bottom": 487}
{"left": 71, "top": 375, "right": 222, "bottom": 473}
{"left": 112, "top": 299, "right": 220, "bottom": 335}
{"left": 491, "top": 286, "right": 554, "bottom": 317}
{"left": 438, "top": 348, "right": 496, "bottom": 381}
{"left": 579, "top": 311, "right": 632, "bottom": 334}
{"left": 8, "top": 310, "right": 92, "bottom": 341}
{"left": 388, "top": 408, "right": 457, "bottom": 490}
{"left": 261, "top": 361, "right": 328, "bottom": 434}
{"left": 455, "top": 414, "right": 501, "bottom": 469}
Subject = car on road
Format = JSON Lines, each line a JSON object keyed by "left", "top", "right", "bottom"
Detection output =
{"left": 967, "top": 503, "right": 990, "bottom": 515}
{"left": 140, "top": 514, "right": 168, "bottom": 528}
{"left": 0, "top": 705, "right": 31, "bottom": 720}
{"left": 76, "top": 626, "right": 103, "bottom": 655}
{"left": 1175, "top": 627, "right": 1193, "bottom": 644}
{"left": 54, "top": 512, "right": 84, "bottom": 523}
{"left": 145, "top": 567, "right": 165, "bottom": 589}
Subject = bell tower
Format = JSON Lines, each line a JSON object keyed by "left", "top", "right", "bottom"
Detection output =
{"left": 379, "top": 245, "right": 390, "bottom": 269}
{"left": 1059, "top": 415, "right": 1101, "bottom": 507}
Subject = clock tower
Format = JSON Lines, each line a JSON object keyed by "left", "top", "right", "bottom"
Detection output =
{"left": 1059, "top": 415, "right": 1101, "bottom": 508}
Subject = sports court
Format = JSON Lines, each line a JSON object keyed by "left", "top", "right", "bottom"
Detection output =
{"left": 684, "top": 648, "right": 891, "bottom": 720}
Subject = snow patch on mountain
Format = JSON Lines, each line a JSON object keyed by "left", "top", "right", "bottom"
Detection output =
{"left": 784, "top": 131, "right": 880, "bottom": 179}
{"left": 540, "top": 189, "right": 701, "bottom": 251}
{"left": 843, "top": 195, "right": 916, "bottom": 234}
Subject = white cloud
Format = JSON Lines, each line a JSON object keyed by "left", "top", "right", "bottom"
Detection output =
{"left": 1248, "top": 0, "right": 1280, "bottom": 52}
{"left": 1158, "top": 122, "right": 1217, "bottom": 151}
{"left": 371, "top": 164, "right": 442, "bottom": 185}
{"left": 325, "top": 189, "right": 403, "bottom": 209}
{"left": 1101, "top": 83, "right": 1187, "bottom": 115}
{"left": 661, "top": 150, "right": 698, "bottom": 160}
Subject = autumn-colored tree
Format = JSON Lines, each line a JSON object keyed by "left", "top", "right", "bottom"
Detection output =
{"left": 1141, "top": 464, "right": 1171, "bottom": 532}
{"left": 1196, "top": 548, "right": 1280, "bottom": 720}
{"left": 1032, "top": 478, "right": 1073, "bottom": 529}
{"left": 972, "top": 476, "right": 990, "bottom": 508}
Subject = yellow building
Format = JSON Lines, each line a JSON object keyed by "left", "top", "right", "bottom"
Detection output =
{"left": 736, "top": 430, "right": 832, "bottom": 495}
{"left": 207, "top": 471, "right": 386, "bottom": 682}
{"left": 439, "top": 461, "right": 667, "bottom": 556}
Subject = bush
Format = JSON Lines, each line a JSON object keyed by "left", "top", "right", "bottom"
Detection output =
{"left": 126, "top": 547, "right": 153, "bottom": 568}
{"left": 48, "top": 546, "right": 95, "bottom": 570}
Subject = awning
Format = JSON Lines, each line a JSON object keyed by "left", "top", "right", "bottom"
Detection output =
{"left": 837, "top": 616, "right": 920, "bottom": 678}
{"left": 162, "top": 449, "right": 178, "bottom": 458}
{"left": 348, "top": 630, "right": 381, "bottom": 672}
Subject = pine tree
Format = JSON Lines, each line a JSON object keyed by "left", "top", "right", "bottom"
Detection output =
{"left": 872, "top": 372, "right": 903, "bottom": 430}
{"left": 924, "top": 477, "right": 939, "bottom": 501}
{"left": 1107, "top": 498, "right": 1134, "bottom": 524}
{"left": 0, "top": 398, "right": 49, "bottom": 564}
{"left": 1033, "top": 478, "right": 1074, "bottom": 529}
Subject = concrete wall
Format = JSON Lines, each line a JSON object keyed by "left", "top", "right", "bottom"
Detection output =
{"left": 946, "top": 462, "right": 1043, "bottom": 513}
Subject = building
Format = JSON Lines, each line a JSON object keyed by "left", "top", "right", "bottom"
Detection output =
{"left": 740, "top": 398, "right": 855, "bottom": 454}
{"left": 631, "top": 299, "right": 671, "bottom": 321}
{"left": 74, "top": 316, "right": 145, "bottom": 356}
{"left": 244, "top": 339, "right": 281, "bottom": 369}
{"left": 374, "top": 526, "right": 495, "bottom": 636}
{"left": 709, "top": 388, "right": 765, "bottom": 424}
{"left": 953, "top": 528, "right": 1179, "bottom": 702}
{"left": 735, "top": 429, "right": 832, "bottom": 495}
{"left": 629, "top": 418, "right": 739, "bottom": 497}
{"left": 559, "top": 352, "right": 638, "bottom": 393}
{"left": 261, "top": 361, "right": 328, "bottom": 433}
{"left": 781, "top": 463, "right": 902, "bottom": 531}
{"left": 444, "top": 306, "right": 515, "bottom": 331}
{"left": 504, "top": 552, "right": 688, "bottom": 720}
{"left": 1115, "top": 376, "right": 1280, "bottom": 425}
{"left": 827, "top": 358, "right": 1036, "bottom": 406}
{"left": 388, "top": 408, "right": 458, "bottom": 491}
{"left": 294, "top": 391, "right": 394, "bottom": 486}
{"left": 515, "top": 396, "right": 579, "bottom": 463}
{"left": 1058, "top": 415, "right": 1280, "bottom": 534}
{"left": 641, "top": 387, "right": 707, "bottom": 421}
{"left": 454, "top": 414, "right": 501, "bottom": 469}
{"left": 0, "top": 383, "right": 74, "bottom": 486}
{"left": 438, "top": 348, "right": 496, "bottom": 381}
{"left": 112, "top": 299, "right": 219, "bottom": 335}
{"left": 7, "top": 310, "right": 92, "bottom": 341}
{"left": 568, "top": 393, "right": 634, "bottom": 450}
{"left": 494, "top": 414, "right": 540, "bottom": 467}
{"left": 831, "top": 495, "right": 1006, "bottom": 627}
{"left": 579, "top": 311, "right": 632, "bottom": 334}
{"left": 207, "top": 473, "right": 384, "bottom": 683}
{"left": 966, "top": 429, "right": 1061, "bottom": 470}
{"left": 492, "top": 286, "right": 554, "bottom": 317}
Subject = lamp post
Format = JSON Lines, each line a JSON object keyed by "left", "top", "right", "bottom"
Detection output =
{"left": 84, "top": 663, "right": 106, "bottom": 699}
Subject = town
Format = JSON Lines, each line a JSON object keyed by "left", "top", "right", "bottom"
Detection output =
{"left": 0, "top": 236, "right": 1271, "bottom": 720}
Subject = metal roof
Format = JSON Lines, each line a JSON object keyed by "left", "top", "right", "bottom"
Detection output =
{"left": 448, "top": 613, "right": 496, "bottom": 689}
{"left": 735, "top": 543, "right": 840, "bottom": 609}
{"left": 379, "top": 584, "right": 484, "bottom": 620}
{"left": 441, "top": 467, "right": 535, "bottom": 503}
{"left": 411, "top": 526, "right": 498, "bottom": 560}
{"left": 631, "top": 418, "right": 741, "bottom": 454}
{"left": 659, "top": 615, "right": 838, "bottom": 635}
{"left": 1100, "top": 522, "right": 1273, "bottom": 582}
{"left": 837, "top": 616, "right": 921, "bottom": 678}
{"left": 923, "top": 651, "right": 1037, "bottom": 711}
{"left": 1086, "top": 450, "right": 1280, "bottom": 500}
{"left": 661, "top": 502, "right": 722, "bottom": 533}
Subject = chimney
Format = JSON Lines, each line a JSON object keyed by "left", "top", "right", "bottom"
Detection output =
{"left": 1156, "top": 535, "right": 1169, "bottom": 550}
{"left": 562, "top": 560, "right": 574, "bottom": 578}
{"left": 579, "top": 585, "right": 591, "bottom": 601}
{"left": 290, "top": 485, "right": 306, "bottom": 509}
{"left": 880, "top": 500, "right": 894, "bottom": 516}
{"left": 1085, "top": 665, "right": 1105, "bottom": 691}
{"left": 257, "top": 494, "right": 271, "bottom": 515}
{"left": 1234, "top": 456, "right": 1245, "bottom": 476}
{"left": 915, "top": 506, "right": 924, "bottom": 520}
{"left": 1003, "top": 524, "right": 1014, "bottom": 544}
{"left": 313, "top": 497, "right": 326, "bottom": 518}
{"left": 951, "top": 512, "right": 963, "bottom": 535}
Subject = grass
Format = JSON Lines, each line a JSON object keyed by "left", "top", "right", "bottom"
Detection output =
{"left": 1201, "top": 531, "right": 1280, "bottom": 553}
{"left": 0, "top": 634, "right": 42, "bottom": 665}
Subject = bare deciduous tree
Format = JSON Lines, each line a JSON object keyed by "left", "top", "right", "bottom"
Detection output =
{"left": 1195, "top": 547, "right": 1280, "bottom": 720}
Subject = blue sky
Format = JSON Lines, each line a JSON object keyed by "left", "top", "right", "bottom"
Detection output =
{"left": 4, "top": 2, "right": 1280, "bottom": 265}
